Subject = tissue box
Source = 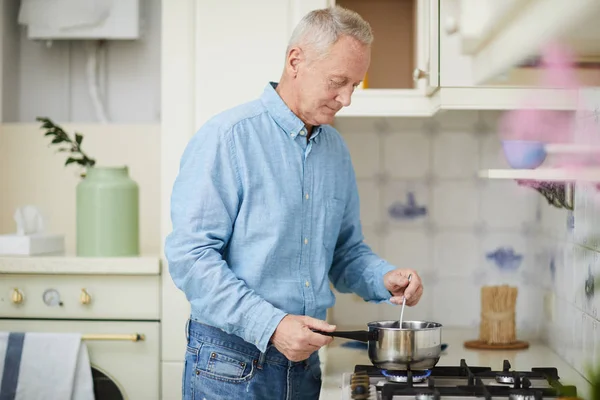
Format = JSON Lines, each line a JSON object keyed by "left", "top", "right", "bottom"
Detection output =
{"left": 0, "top": 234, "right": 65, "bottom": 256}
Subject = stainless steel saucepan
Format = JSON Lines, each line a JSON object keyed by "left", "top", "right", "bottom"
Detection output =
{"left": 313, "top": 320, "right": 443, "bottom": 370}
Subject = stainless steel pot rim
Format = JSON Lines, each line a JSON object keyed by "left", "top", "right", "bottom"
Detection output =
{"left": 367, "top": 320, "right": 443, "bottom": 331}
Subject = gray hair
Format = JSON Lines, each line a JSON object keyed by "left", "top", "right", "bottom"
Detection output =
{"left": 287, "top": 6, "right": 373, "bottom": 61}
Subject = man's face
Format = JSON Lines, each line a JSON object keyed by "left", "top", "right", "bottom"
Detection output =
{"left": 294, "top": 35, "right": 370, "bottom": 126}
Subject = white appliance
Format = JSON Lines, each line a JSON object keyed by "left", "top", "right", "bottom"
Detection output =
{"left": 0, "top": 261, "right": 160, "bottom": 399}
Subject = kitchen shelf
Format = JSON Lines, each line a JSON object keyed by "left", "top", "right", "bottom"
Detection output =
{"left": 545, "top": 144, "right": 600, "bottom": 154}
{"left": 479, "top": 168, "right": 600, "bottom": 182}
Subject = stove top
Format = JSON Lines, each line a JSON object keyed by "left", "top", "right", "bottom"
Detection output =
{"left": 341, "top": 359, "right": 578, "bottom": 400}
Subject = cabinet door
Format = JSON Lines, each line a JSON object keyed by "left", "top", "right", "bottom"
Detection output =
{"left": 417, "top": 0, "right": 439, "bottom": 93}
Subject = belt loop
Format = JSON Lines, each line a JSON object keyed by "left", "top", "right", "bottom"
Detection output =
{"left": 185, "top": 318, "right": 190, "bottom": 341}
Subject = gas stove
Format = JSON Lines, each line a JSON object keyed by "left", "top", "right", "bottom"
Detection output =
{"left": 341, "top": 359, "right": 578, "bottom": 400}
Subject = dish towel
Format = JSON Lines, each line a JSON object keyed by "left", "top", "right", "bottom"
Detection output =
{"left": 0, "top": 332, "right": 95, "bottom": 400}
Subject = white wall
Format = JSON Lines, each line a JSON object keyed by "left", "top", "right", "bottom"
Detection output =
{"left": 331, "top": 111, "right": 544, "bottom": 340}
{"left": 1, "top": 0, "right": 161, "bottom": 123}
{"left": 0, "top": 123, "right": 161, "bottom": 255}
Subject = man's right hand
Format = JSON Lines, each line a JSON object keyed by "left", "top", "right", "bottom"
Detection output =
{"left": 270, "top": 315, "right": 336, "bottom": 362}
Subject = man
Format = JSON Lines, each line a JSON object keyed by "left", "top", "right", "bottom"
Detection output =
{"left": 165, "top": 5, "right": 423, "bottom": 400}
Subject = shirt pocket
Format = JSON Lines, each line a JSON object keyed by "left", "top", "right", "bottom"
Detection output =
{"left": 323, "top": 198, "right": 345, "bottom": 252}
{"left": 194, "top": 342, "right": 256, "bottom": 383}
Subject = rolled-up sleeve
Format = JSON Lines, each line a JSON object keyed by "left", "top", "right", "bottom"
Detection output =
{"left": 164, "top": 123, "right": 287, "bottom": 352}
{"left": 328, "top": 155, "right": 396, "bottom": 302}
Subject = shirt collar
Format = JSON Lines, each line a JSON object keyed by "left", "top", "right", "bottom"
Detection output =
{"left": 260, "top": 82, "right": 323, "bottom": 143}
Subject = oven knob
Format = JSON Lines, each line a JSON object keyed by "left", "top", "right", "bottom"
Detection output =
{"left": 80, "top": 289, "right": 92, "bottom": 305}
{"left": 11, "top": 288, "right": 24, "bottom": 304}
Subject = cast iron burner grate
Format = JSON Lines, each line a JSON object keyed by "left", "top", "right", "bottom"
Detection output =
{"left": 353, "top": 359, "right": 578, "bottom": 400}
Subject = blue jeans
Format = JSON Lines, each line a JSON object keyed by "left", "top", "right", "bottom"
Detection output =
{"left": 183, "top": 319, "right": 322, "bottom": 400}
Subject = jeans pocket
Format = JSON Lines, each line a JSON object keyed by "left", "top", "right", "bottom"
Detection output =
{"left": 195, "top": 342, "right": 255, "bottom": 383}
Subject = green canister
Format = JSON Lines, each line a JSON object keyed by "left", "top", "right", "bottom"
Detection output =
{"left": 76, "top": 166, "right": 139, "bottom": 256}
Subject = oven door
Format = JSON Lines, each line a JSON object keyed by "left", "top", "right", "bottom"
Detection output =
{"left": 0, "top": 319, "right": 159, "bottom": 400}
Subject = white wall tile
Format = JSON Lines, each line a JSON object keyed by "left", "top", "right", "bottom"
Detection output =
{"left": 383, "top": 131, "right": 431, "bottom": 179}
{"left": 357, "top": 180, "right": 381, "bottom": 229}
{"left": 431, "top": 277, "right": 480, "bottom": 328}
{"left": 479, "top": 131, "right": 510, "bottom": 170}
{"left": 433, "top": 231, "right": 480, "bottom": 277}
{"left": 431, "top": 180, "right": 479, "bottom": 228}
{"left": 432, "top": 131, "right": 479, "bottom": 179}
{"left": 481, "top": 233, "right": 532, "bottom": 284}
{"left": 382, "top": 228, "right": 432, "bottom": 273}
{"left": 362, "top": 228, "right": 382, "bottom": 255}
{"left": 383, "top": 181, "right": 430, "bottom": 228}
{"left": 479, "top": 180, "right": 538, "bottom": 230}
{"left": 342, "top": 132, "right": 380, "bottom": 179}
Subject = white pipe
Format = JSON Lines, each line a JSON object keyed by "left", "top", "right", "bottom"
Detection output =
{"left": 84, "top": 40, "right": 109, "bottom": 123}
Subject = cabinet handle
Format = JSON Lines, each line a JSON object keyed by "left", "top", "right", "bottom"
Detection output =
{"left": 80, "top": 288, "right": 92, "bottom": 305}
{"left": 413, "top": 68, "right": 429, "bottom": 82}
{"left": 11, "top": 288, "right": 24, "bottom": 304}
{"left": 82, "top": 333, "right": 145, "bottom": 342}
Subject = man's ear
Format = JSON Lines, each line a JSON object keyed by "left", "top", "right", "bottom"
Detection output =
{"left": 286, "top": 46, "right": 304, "bottom": 77}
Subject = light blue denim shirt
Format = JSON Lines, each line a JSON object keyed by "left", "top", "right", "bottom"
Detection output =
{"left": 165, "top": 82, "right": 396, "bottom": 352}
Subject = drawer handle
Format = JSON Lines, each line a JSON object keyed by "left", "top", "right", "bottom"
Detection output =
{"left": 81, "top": 333, "right": 145, "bottom": 342}
{"left": 80, "top": 288, "right": 92, "bottom": 305}
{"left": 11, "top": 288, "right": 24, "bottom": 305}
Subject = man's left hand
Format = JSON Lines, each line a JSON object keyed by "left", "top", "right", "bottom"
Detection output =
{"left": 383, "top": 269, "right": 423, "bottom": 306}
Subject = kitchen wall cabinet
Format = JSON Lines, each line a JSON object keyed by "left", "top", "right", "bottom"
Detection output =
{"left": 335, "top": 0, "right": 440, "bottom": 117}
{"left": 454, "top": 0, "right": 600, "bottom": 87}
{"left": 436, "top": 0, "right": 582, "bottom": 112}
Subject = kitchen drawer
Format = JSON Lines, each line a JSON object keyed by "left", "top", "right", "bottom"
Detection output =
{"left": 0, "top": 274, "right": 160, "bottom": 320}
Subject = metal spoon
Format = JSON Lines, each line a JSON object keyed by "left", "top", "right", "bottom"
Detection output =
{"left": 399, "top": 273, "right": 412, "bottom": 329}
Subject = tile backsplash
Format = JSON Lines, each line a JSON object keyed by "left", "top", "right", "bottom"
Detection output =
{"left": 330, "top": 111, "right": 543, "bottom": 341}
{"left": 538, "top": 87, "right": 600, "bottom": 385}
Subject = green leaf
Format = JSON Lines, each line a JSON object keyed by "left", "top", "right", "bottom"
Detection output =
{"left": 51, "top": 137, "right": 64, "bottom": 144}
{"left": 44, "top": 131, "right": 56, "bottom": 137}
{"left": 75, "top": 133, "right": 83, "bottom": 145}
{"left": 65, "top": 157, "right": 79, "bottom": 166}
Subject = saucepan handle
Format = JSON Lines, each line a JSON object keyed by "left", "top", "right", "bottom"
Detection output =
{"left": 311, "top": 329, "right": 377, "bottom": 342}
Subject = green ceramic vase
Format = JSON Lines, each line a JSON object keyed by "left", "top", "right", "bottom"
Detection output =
{"left": 76, "top": 166, "right": 139, "bottom": 257}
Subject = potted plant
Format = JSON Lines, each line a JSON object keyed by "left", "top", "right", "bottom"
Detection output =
{"left": 38, "top": 117, "right": 139, "bottom": 257}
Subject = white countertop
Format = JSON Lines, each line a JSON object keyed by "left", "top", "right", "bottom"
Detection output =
{"left": 0, "top": 255, "right": 161, "bottom": 275}
{"left": 318, "top": 327, "right": 591, "bottom": 400}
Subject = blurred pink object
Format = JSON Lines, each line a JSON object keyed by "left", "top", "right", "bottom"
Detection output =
{"left": 498, "top": 41, "right": 584, "bottom": 169}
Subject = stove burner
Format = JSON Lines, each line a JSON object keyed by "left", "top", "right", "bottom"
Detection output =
{"left": 381, "top": 369, "right": 431, "bottom": 383}
{"left": 496, "top": 371, "right": 515, "bottom": 384}
{"left": 508, "top": 389, "right": 540, "bottom": 400}
{"left": 414, "top": 390, "right": 441, "bottom": 400}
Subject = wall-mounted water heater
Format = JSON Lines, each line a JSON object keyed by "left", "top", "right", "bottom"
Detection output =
{"left": 18, "top": 0, "right": 140, "bottom": 40}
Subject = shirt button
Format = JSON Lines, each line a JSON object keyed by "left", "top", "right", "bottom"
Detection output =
{"left": 304, "top": 238, "right": 308, "bottom": 245}
{"left": 305, "top": 193, "right": 309, "bottom": 200}
{"left": 300, "top": 129, "right": 306, "bottom": 136}
{"left": 305, "top": 281, "right": 310, "bottom": 287}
